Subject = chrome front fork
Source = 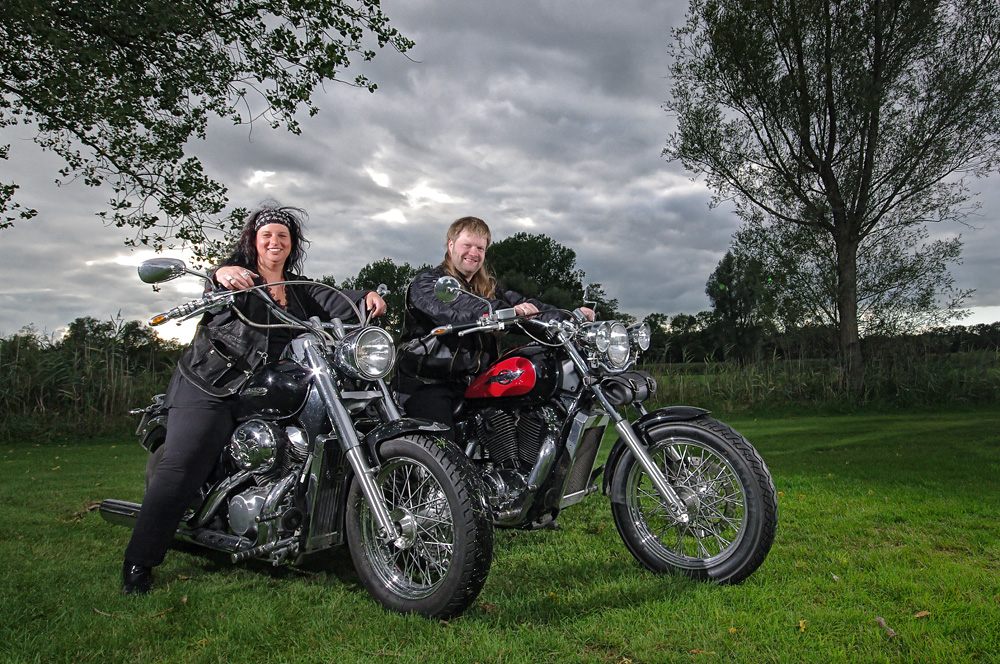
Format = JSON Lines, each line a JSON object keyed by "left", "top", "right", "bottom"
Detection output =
{"left": 560, "top": 340, "right": 689, "bottom": 520}
{"left": 301, "top": 340, "right": 399, "bottom": 542}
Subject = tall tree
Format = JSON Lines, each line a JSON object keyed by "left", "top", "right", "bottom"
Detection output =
{"left": 0, "top": 0, "right": 411, "bottom": 259}
{"left": 488, "top": 232, "right": 585, "bottom": 309}
{"left": 332, "top": 257, "right": 426, "bottom": 338}
{"left": 731, "top": 210, "right": 971, "bottom": 337}
{"left": 706, "top": 250, "right": 777, "bottom": 361}
{"left": 663, "top": 0, "right": 1000, "bottom": 388}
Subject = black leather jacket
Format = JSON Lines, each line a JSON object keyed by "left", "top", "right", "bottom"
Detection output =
{"left": 396, "top": 266, "right": 557, "bottom": 385}
{"left": 177, "top": 273, "right": 369, "bottom": 397}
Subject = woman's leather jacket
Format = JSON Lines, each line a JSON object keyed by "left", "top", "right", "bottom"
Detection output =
{"left": 177, "top": 273, "right": 368, "bottom": 397}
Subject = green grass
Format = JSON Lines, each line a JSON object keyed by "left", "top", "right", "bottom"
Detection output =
{"left": 2, "top": 408, "right": 999, "bottom": 663}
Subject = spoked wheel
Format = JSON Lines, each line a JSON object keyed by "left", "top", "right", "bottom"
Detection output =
{"left": 610, "top": 417, "right": 777, "bottom": 584}
{"left": 346, "top": 435, "right": 494, "bottom": 619}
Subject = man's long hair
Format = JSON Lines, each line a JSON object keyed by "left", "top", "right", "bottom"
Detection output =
{"left": 224, "top": 204, "right": 310, "bottom": 275}
{"left": 440, "top": 216, "right": 496, "bottom": 299}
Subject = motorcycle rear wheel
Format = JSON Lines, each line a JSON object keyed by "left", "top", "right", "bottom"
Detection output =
{"left": 346, "top": 435, "right": 494, "bottom": 619}
{"left": 610, "top": 416, "right": 777, "bottom": 584}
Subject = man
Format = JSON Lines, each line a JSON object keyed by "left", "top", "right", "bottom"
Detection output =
{"left": 394, "top": 216, "right": 594, "bottom": 440}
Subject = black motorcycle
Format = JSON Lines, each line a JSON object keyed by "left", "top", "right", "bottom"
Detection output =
{"left": 416, "top": 276, "right": 777, "bottom": 583}
{"left": 100, "top": 259, "right": 494, "bottom": 619}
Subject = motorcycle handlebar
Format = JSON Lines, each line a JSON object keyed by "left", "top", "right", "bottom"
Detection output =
{"left": 430, "top": 308, "right": 568, "bottom": 338}
{"left": 149, "top": 290, "right": 234, "bottom": 326}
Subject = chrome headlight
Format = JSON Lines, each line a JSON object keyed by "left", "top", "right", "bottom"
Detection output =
{"left": 582, "top": 321, "right": 612, "bottom": 352}
{"left": 334, "top": 326, "right": 395, "bottom": 380}
{"left": 629, "top": 322, "right": 651, "bottom": 351}
{"left": 607, "top": 322, "right": 630, "bottom": 368}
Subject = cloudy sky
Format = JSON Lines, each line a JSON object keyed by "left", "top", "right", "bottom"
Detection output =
{"left": 1, "top": 0, "right": 998, "bottom": 343}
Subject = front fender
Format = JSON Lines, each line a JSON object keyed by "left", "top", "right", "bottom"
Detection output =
{"left": 363, "top": 417, "right": 449, "bottom": 455}
{"left": 140, "top": 416, "right": 168, "bottom": 453}
{"left": 601, "top": 405, "right": 710, "bottom": 496}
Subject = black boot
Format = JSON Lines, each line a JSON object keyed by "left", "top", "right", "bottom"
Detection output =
{"left": 121, "top": 560, "right": 153, "bottom": 595}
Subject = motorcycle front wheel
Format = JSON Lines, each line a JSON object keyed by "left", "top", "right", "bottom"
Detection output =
{"left": 609, "top": 416, "right": 777, "bottom": 584}
{"left": 345, "top": 435, "right": 494, "bottom": 619}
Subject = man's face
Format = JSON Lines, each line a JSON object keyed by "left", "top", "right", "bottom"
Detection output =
{"left": 447, "top": 230, "right": 488, "bottom": 279}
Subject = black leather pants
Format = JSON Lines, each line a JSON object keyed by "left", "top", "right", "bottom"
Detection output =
{"left": 123, "top": 374, "right": 235, "bottom": 567}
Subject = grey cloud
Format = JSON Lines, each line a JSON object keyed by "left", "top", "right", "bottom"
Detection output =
{"left": 1, "top": 1, "right": 996, "bottom": 339}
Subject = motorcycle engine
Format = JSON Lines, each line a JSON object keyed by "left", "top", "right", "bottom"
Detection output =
{"left": 474, "top": 406, "right": 558, "bottom": 511}
{"left": 475, "top": 406, "right": 553, "bottom": 468}
{"left": 228, "top": 420, "right": 309, "bottom": 477}
{"left": 227, "top": 422, "right": 309, "bottom": 537}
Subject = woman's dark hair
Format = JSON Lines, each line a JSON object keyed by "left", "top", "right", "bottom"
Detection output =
{"left": 223, "top": 204, "right": 310, "bottom": 275}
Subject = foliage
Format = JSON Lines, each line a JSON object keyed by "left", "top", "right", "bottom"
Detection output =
{"left": 326, "top": 257, "right": 428, "bottom": 338}
{"left": 664, "top": 0, "right": 1000, "bottom": 386}
{"left": 731, "top": 210, "right": 971, "bottom": 337}
{"left": 3, "top": 409, "right": 1000, "bottom": 662}
{"left": 488, "top": 232, "right": 625, "bottom": 320}
{"left": 705, "top": 250, "right": 777, "bottom": 361}
{"left": 0, "top": 0, "right": 412, "bottom": 261}
{"left": 489, "top": 232, "right": 585, "bottom": 308}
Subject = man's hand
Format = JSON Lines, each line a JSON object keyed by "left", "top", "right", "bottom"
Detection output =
{"left": 513, "top": 302, "right": 540, "bottom": 317}
{"left": 365, "top": 291, "right": 387, "bottom": 317}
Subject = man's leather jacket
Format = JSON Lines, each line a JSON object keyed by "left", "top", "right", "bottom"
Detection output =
{"left": 396, "top": 266, "right": 556, "bottom": 385}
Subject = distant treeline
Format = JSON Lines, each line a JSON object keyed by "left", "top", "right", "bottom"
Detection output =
{"left": 642, "top": 316, "right": 1000, "bottom": 364}
{"left": 2, "top": 315, "right": 998, "bottom": 441}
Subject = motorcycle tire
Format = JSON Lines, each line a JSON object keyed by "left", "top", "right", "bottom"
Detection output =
{"left": 345, "top": 435, "right": 495, "bottom": 619}
{"left": 609, "top": 416, "right": 777, "bottom": 584}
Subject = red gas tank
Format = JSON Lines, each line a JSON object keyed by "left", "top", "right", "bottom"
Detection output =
{"left": 464, "top": 346, "right": 560, "bottom": 404}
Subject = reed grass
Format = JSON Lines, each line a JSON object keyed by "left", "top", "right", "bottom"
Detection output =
{"left": 645, "top": 349, "right": 1000, "bottom": 413}
{"left": 0, "top": 323, "right": 176, "bottom": 442}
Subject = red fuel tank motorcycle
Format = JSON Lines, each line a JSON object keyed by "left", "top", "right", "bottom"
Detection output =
{"left": 419, "top": 276, "right": 778, "bottom": 583}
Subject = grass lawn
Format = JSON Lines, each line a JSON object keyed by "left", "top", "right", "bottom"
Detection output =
{"left": 2, "top": 408, "right": 998, "bottom": 663}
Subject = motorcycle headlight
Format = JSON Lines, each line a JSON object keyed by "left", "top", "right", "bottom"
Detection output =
{"left": 335, "top": 326, "right": 395, "bottom": 380}
{"left": 606, "top": 322, "right": 630, "bottom": 368}
{"left": 629, "top": 322, "right": 651, "bottom": 351}
{"left": 582, "top": 321, "right": 612, "bottom": 352}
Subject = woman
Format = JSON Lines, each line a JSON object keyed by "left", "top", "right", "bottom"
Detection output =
{"left": 121, "top": 204, "right": 385, "bottom": 595}
{"left": 394, "top": 216, "right": 593, "bottom": 441}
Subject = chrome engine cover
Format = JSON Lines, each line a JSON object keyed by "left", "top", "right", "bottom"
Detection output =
{"left": 229, "top": 487, "right": 269, "bottom": 536}
{"left": 481, "top": 467, "right": 530, "bottom": 511}
{"left": 229, "top": 420, "right": 284, "bottom": 473}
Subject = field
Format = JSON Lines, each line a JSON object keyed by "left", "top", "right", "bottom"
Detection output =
{"left": 2, "top": 408, "right": 998, "bottom": 663}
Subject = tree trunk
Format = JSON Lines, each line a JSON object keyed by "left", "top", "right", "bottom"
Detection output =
{"left": 833, "top": 229, "right": 864, "bottom": 393}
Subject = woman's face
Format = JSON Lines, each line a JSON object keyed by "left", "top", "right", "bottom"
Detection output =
{"left": 256, "top": 223, "right": 292, "bottom": 268}
{"left": 447, "top": 230, "right": 488, "bottom": 279}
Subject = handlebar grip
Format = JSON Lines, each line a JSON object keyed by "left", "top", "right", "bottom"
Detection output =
{"left": 148, "top": 291, "right": 230, "bottom": 326}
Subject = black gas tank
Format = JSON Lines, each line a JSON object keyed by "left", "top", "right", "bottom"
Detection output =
{"left": 236, "top": 359, "right": 311, "bottom": 421}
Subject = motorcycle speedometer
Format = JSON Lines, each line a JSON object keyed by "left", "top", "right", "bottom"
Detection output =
{"left": 606, "top": 322, "right": 630, "bottom": 368}
{"left": 335, "top": 326, "right": 396, "bottom": 380}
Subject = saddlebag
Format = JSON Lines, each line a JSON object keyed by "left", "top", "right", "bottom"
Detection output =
{"left": 601, "top": 370, "right": 657, "bottom": 406}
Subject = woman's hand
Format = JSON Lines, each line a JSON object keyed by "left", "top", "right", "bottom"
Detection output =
{"left": 365, "top": 291, "right": 387, "bottom": 317}
{"left": 577, "top": 307, "right": 596, "bottom": 322}
{"left": 215, "top": 266, "right": 258, "bottom": 291}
